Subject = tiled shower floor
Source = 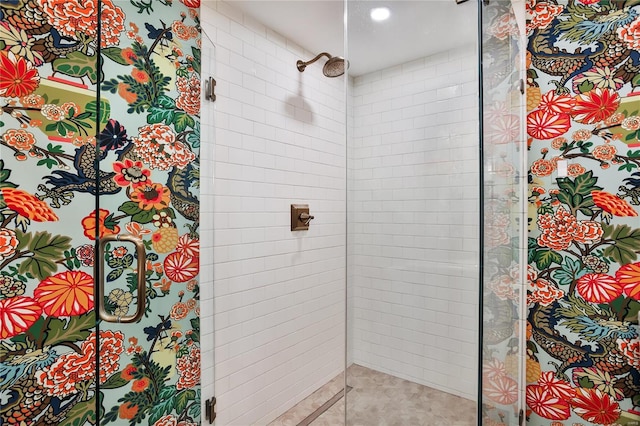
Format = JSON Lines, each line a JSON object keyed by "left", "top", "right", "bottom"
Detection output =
{"left": 269, "top": 364, "right": 476, "bottom": 426}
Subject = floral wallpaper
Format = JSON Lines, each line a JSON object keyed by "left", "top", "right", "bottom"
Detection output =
{"left": 0, "top": 0, "right": 202, "bottom": 425}
{"left": 525, "top": 1, "right": 640, "bottom": 425}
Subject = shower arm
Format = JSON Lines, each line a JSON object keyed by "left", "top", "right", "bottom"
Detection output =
{"left": 297, "top": 52, "right": 332, "bottom": 72}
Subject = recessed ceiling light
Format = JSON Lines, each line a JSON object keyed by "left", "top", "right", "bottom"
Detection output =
{"left": 370, "top": 7, "right": 390, "bottom": 22}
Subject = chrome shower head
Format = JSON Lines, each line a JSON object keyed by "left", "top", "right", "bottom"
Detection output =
{"left": 297, "top": 52, "right": 347, "bottom": 77}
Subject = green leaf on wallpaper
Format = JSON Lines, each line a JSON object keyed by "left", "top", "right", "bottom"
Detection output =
{"left": 37, "top": 158, "right": 58, "bottom": 169}
{"left": 43, "top": 312, "right": 94, "bottom": 347}
{"left": 107, "top": 268, "right": 124, "bottom": 282}
{"left": 552, "top": 256, "right": 587, "bottom": 286}
{"left": 102, "top": 47, "right": 128, "bottom": 65}
{"left": 175, "top": 389, "right": 197, "bottom": 414}
{"left": 626, "top": 130, "right": 640, "bottom": 142}
{"left": 627, "top": 150, "right": 640, "bottom": 158}
{"left": 102, "top": 372, "right": 129, "bottom": 389}
{"left": 156, "top": 95, "right": 176, "bottom": 109}
{"left": 58, "top": 396, "right": 95, "bottom": 426}
{"left": 173, "top": 112, "right": 195, "bottom": 133}
{"left": 187, "top": 121, "right": 200, "bottom": 148}
{"left": 602, "top": 223, "right": 640, "bottom": 264}
{"left": 131, "top": 209, "right": 155, "bottom": 224}
{"left": 46, "top": 143, "right": 65, "bottom": 154}
{"left": 618, "top": 163, "right": 637, "bottom": 172}
{"left": 189, "top": 399, "right": 201, "bottom": 419}
{"left": 576, "top": 80, "right": 595, "bottom": 94}
{"left": 556, "top": 171, "right": 602, "bottom": 214}
{"left": 534, "top": 249, "right": 563, "bottom": 270}
{"left": 632, "top": 73, "right": 640, "bottom": 88}
{"left": 52, "top": 51, "right": 98, "bottom": 84}
{"left": 16, "top": 231, "right": 72, "bottom": 280}
{"left": 119, "top": 201, "right": 143, "bottom": 216}
{"left": 149, "top": 387, "right": 177, "bottom": 424}
{"left": 190, "top": 46, "right": 201, "bottom": 75}
{"left": 577, "top": 376, "right": 594, "bottom": 389}
{"left": 147, "top": 106, "right": 175, "bottom": 125}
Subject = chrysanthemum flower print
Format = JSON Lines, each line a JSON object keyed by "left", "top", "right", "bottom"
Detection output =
{"left": 0, "top": 296, "right": 42, "bottom": 339}
{"left": 572, "top": 88, "right": 620, "bottom": 124}
{"left": 615, "top": 262, "right": 640, "bottom": 300}
{"left": 571, "top": 388, "right": 621, "bottom": 425}
{"left": 527, "top": 110, "right": 571, "bottom": 140}
{"left": 34, "top": 270, "right": 94, "bottom": 316}
{"left": 0, "top": 51, "right": 39, "bottom": 98}
{"left": 526, "top": 384, "right": 571, "bottom": 420}
{"left": 576, "top": 273, "right": 622, "bottom": 303}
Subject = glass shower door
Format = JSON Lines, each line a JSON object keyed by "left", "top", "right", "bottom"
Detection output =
{"left": 96, "top": 0, "right": 202, "bottom": 424}
{"left": 0, "top": 1, "right": 201, "bottom": 424}
{"left": 479, "top": 0, "right": 527, "bottom": 424}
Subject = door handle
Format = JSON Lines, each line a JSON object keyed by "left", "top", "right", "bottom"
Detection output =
{"left": 97, "top": 234, "right": 146, "bottom": 323}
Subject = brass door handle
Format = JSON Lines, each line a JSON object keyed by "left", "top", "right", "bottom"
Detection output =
{"left": 98, "top": 234, "right": 146, "bottom": 323}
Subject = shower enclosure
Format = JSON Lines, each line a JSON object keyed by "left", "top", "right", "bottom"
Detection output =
{"left": 204, "top": 0, "right": 526, "bottom": 425}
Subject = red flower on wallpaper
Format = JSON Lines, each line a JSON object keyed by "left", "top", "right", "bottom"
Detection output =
{"left": 0, "top": 227, "right": 19, "bottom": 259}
{"left": 176, "top": 346, "right": 200, "bottom": 390}
{"left": 618, "top": 15, "right": 640, "bottom": 50}
{"left": 615, "top": 262, "right": 640, "bottom": 300}
{"left": 113, "top": 160, "right": 150, "bottom": 187}
{"left": 591, "top": 191, "right": 638, "bottom": 216}
{"left": 526, "top": 3, "right": 564, "bottom": 32}
{"left": 176, "top": 234, "right": 199, "bottom": 258}
{"left": 572, "top": 88, "right": 620, "bottom": 124}
{"left": 164, "top": 252, "right": 199, "bottom": 282}
{"left": 81, "top": 208, "right": 120, "bottom": 240}
{"left": 176, "top": 74, "right": 201, "bottom": 115}
{"left": 537, "top": 371, "right": 576, "bottom": 400}
{"left": 130, "top": 183, "right": 171, "bottom": 211}
{"left": 530, "top": 158, "right": 555, "bottom": 177}
{"left": 527, "top": 277, "right": 564, "bottom": 305}
{"left": 571, "top": 388, "right": 621, "bottom": 425}
{"left": 34, "top": 270, "right": 94, "bottom": 316}
{"left": 537, "top": 207, "right": 602, "bottom": 250}
{"left": 180, "top": 0, "right": 201, "bottom": 7}
{"left": 527, "top": 110, "right": 571, "bottom": 140}
{"left": 483, "top": 374, "right": 519, "bottom": 405}
{"left": 0, "top": 296, "right": 43, "bottom": 339}
{"left": 40, "top": 0, "right": 124, "bottom": 48}
{"left": 617, "top": 339, "right": 640, "bottom": 367}
{"left": 526, "top": 384, "right": 571, "bottom": 420}
{"left": 538, "top": 90, "right": 575, "bottom": 114}
{"left": 0, "top": 51, "right": 39, "bottom": 98}
{"left": 575, "top": 273, "right": 623, "bottom": 303}
{"left": 1, "top": 187, "right": 58, "bottom": 222}
{"left": 2, "top": 129, "right": 37, "bottom": 151}
{"left": 37, "top": 330, "right": 124, "bottom": 396}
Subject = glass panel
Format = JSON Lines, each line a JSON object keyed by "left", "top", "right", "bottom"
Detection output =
{"left": 97, "top": 1, "right": 201, "bottom": 424}
{"left": 479, "top": 0, "right": 526, "bottom": 424}
{"left": 0, "top": 2, "right": 103, "bottom": 424}
{"left": 346, "top": 1, "right": 479, "bottom": 424}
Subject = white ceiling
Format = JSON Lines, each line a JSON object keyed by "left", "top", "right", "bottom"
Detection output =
{"left": 228, "top": 0, "right": 478, "bottom": 76}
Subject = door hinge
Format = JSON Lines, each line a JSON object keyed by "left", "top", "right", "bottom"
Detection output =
{"left": 518, "top": 408, "right": 524, "bottom": 426}
{"left": 205, "top": 77, "right": 216, "bottom": 102}
{"left": 205, "top": 397, "right": 216, "bottom": 424}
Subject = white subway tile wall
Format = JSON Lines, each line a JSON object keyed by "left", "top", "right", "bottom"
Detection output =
{"left": 348, "top": 46, "right": 479, "bottom": 400}
{"left": 201, "top": 1, "right": 479, "bottom": 424}
{"left": 202, "top": 2, "right": 346, "bottom": 425}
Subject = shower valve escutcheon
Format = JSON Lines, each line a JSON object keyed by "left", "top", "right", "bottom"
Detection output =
{"left": 291, "top": 204, "right": 314, "bottom": 231}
